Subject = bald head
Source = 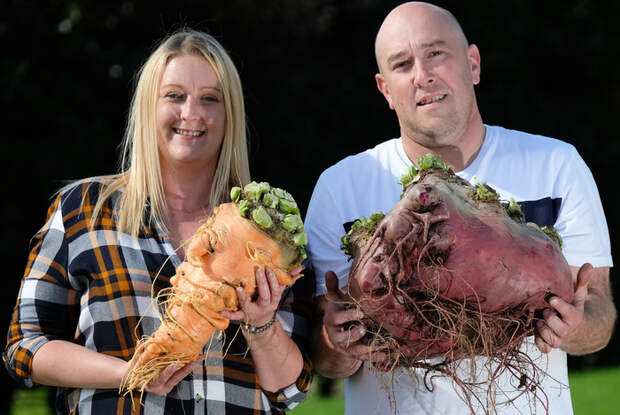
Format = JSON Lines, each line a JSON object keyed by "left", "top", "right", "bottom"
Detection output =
{"left": 375, "top": 2, "right": 469, "bottom": 72}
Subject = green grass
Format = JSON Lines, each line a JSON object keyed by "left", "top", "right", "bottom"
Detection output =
{"left": 569, "top": 366, "right": 620, "bottom": 414}
{"left": 289, "top": 379, "right": 344, "bottom": 415}
{"left": 11, "top": 387, "right": 53, "bottom": 415}
{"left": 11, "top": 367, "right": 620, "bottom": 414}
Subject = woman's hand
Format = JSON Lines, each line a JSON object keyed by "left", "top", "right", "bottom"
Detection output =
{"left": 143, "top": 358, "right": 203, "bottom": 395}
{"left": 122, "top": 341, "right": 203, "bottom": 396}
{"left": 221, "top": 267, "right": 283, "bottom": 329}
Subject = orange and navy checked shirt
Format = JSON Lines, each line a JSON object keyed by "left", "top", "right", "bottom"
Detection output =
{"left": 3, "top": 178, "right": 313, "bottom": 414}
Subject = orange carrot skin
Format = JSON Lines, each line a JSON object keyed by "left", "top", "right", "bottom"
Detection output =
{"left": 122, "top": 202, "right": 303, "bottom": 394}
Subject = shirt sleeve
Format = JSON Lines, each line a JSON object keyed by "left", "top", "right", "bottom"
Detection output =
{"left": 304, "top": 171, "right": 353, "bottom": 296}
{"left": 3, "top": 193, "right": 81, "bottom": 387}
{"left": 263, "top": 260, "right": 314, "bottom": 411}
{"left": 554, "top": 148, "right": 613, "bottom": 268}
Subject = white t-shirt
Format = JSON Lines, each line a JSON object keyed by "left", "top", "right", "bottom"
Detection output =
{"left": 304, "top": 125, "right": 612, "bottom": 415}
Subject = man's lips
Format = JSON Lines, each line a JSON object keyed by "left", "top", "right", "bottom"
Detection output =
{"left": 173, "top": 127, "right": 205, "bottom": 137}
{"left": 417, "top": 94, "right": 447, "bottom": 106}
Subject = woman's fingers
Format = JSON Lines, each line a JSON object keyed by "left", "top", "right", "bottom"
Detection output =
{"left": 236, "top": 285, "right": 249, "bottom": 306}
{"left": 219, "top": 267, "right": 285, "bottom": 329}
{"left": 146, "top": 359, "right": 203, "bottom": 395}
{"left": 254, "top": 267, "right": 271, "bottom": 306}
{"left": 265, "top": 267, "right": 283, "bottom": 303}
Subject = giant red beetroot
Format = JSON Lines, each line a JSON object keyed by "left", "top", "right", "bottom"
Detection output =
{"left": 341, "top": 155, "right": 574, "bottom": 413}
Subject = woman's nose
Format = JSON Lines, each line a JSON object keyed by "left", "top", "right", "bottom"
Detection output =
{"left": 181, "top": 98, "right": 200, "bottom": 120}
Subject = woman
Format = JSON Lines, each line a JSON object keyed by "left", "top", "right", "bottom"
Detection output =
{"left": 4, "top": 29, "right": 312, "bottom": 414}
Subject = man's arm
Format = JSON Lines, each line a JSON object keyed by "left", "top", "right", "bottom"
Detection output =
{"left": 536, "top": 264, "right": 616, "bottom": 355}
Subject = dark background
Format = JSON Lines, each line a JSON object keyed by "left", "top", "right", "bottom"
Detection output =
{"left": 2, "top": 0, "right": 619, "bottom": 410}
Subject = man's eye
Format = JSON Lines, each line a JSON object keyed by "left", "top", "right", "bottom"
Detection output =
{"left": 393, "top": 60, "right": 411, "bottom": 70}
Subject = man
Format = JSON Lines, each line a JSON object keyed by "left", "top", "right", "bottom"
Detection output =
{"left": 304, "top": 2, "right": 616, "bottom": 414}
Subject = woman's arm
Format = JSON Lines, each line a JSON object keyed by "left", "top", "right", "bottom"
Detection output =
{"left": 31, "top": 340, "right": 128, "bottom": 389}
{"left": 31, "top": 339, "right": 200, "bottom": 395}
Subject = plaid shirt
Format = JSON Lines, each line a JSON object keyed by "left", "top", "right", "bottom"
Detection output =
{"left": 4, "top": 178, "right": 313, "bottom": 414}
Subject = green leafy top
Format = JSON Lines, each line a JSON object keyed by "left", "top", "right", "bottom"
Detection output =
{"left": 230, "top": 181, "right": 307, "bottom": 261}
{"left": 417, "top": 153, "right": 449, "bottom": 171}
{"left": 399, "top": 153, "right": 451, "bottom": 189}
{"left": 505, "top": 197, "right": 525, "bottom": 221}
{"left": 340, "top": 211, "right": 385, "bottom": 257}
{"left": 541, "top": 226, "right": 563, "bottom": 248}
{"left": 472, "top": 177, "right": 500, "bottom": 202}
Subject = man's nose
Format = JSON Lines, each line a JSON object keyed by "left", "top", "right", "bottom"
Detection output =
{"left": 412, "top": 61, "right": 434, "bottom": 87}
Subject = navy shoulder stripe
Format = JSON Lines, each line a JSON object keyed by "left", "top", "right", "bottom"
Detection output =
{"left": 519, "top": 197, "right": 562, "bottom": 227}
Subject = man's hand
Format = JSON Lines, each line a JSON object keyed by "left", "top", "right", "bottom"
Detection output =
{"left": 321, "top": 272, "right": 369, "bottom": 356}
{"left": 312, "top": 271, "right": 389, "bottom": 379}
{"left": 535, "top": 263, "right": 592, "bottom": 353}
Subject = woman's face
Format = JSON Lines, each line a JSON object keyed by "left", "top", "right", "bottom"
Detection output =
{"left": 156, "top": 54, "right": 226, "bottom": 171}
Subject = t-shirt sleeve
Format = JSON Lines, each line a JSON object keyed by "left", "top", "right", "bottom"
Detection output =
{"left": 304, "top": 171, "right": 353, "bottom": 296}
{"left": 554, "top": 148, "right": 612, "bottom": 268}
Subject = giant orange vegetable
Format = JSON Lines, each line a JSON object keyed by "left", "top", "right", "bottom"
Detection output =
{"left": 120, "top": 182, "right": 307, "bottom": 395}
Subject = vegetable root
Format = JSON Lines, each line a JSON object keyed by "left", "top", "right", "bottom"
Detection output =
{"left": 341, "top": 155, "right": 574, "bottom": 414}
{"left": 121, "top": 182, "right": 307, "bottom": 396}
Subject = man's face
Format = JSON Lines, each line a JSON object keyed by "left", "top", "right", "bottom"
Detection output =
{"left": 375, "top": 8, "right": 480, "bottom": 148}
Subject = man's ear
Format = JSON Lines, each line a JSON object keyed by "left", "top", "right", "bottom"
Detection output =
{"left": 375, "top": 73, "right": 394, "bottom": 110}
{"left": 468, "top": 44, "right": 481, "bottom": 85}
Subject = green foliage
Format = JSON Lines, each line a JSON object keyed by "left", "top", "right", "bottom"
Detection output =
{"left": 506, "top": 197, "right": 525, "bottom": 220}
{"left": 243, "top": 181, "right": 270, "bottom": 202}
{"left": 234, "top": 181, "right": 308, "bottom": 260}
{"left": 417, "top": 153, "right": 449, "bottom": 171}
{"left": 473, "top": 178, "right": 500, "bottom": 202}
{"left": 294, "top": 231, "right": 308, "bottom": 246}
{"left": 238, "top": 199, "right": 250, "bottom": 217}
{"left": 340, "top": 211, "right": 385, "bottom": 256}
{"left": 279, "top": 198, "right": 300, "bottom": 214}
{"left": 230, "top": 186, "right": 241, "bottom": 203}
{"left": 398, "top": 165, "right": 419, "bottom": 188}
{"left": 399, "top": 154, "right": 450, "bottom": 189}
{"left": 262, "top": 192, "right": 279, "bottom": 209}
{"left": 252, "top": 205, "right": 273, "bottom": 228}
{"left": 542, "top": 225, "right": 564, "bottom": 248}
{"left": 283, "top": 214, "right": 304, "bottom": 232}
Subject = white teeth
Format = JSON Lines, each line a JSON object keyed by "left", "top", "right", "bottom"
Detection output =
{"left": 419, "top": 95, "right": 445, "bottom": 105}
{"left": 174, "top": 128, "right": 203, "bottom": 136}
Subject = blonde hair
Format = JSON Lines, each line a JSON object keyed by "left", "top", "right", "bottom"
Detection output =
{"left": 92, "top": 29, "right": 250, "bottom": 237}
